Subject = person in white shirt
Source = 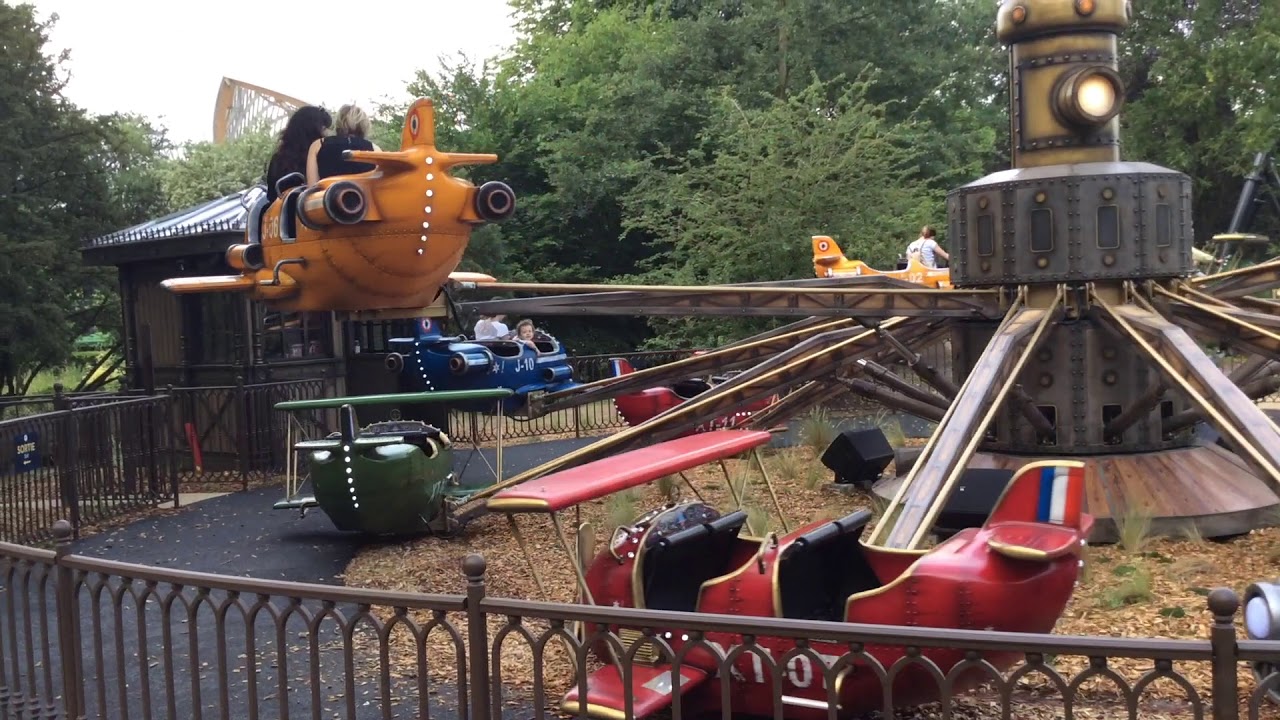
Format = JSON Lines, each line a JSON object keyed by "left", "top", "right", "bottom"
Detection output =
{"left": 905, "top": 225, "right": 949, "bottom": 269}
{"left": 474, "top": 314, "right": 509, "bottom": 339}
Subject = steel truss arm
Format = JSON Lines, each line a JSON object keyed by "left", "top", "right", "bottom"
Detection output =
{"left": 873, "top": 325, "right": 960, "bottom": 397}
{"left": 1190, "top": 257, "right": 1280, "bottom": 299}
{"left": 743, "top": 322, "right": 955, "bottom": 430}
{"left": 870, "top": 290, "right": 1062, "bottom": 550}
{"left": 742, "top": 322, "right": 957, "bottom": 431}
{"left": 742, "top": 380, "right": 848, "bottom": 430}
{"left": 457, "top": 280, "right": 1004, "bottom": 320}
{"left": 459, "top": 319, "right": 921, "bottom": 514}
{"left": 1092, "top": 295, "right": 1280, "bottom": 493}
{"left": 1163, "top": 367, "right": 1280, "bottom": 435}
{"left": 840, "top": 378, "right": 946, "bottom": 423}
{"left": 530, "top": 318, "right": 858, "bottom": 415}
{"left": 1158, "top": 288, "right": 1280, "bottom": 364}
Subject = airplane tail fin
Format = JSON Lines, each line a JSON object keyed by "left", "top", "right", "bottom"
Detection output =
{"left": 398, "top": 98, "right": 498, "bottom": 170}
{"left": 812, "top": 235, "right": 847, "bottom": 266}
{"left": 984, "top": 460, "right": 1090, "bottom": 532}
{"left": 607, "top": 358, "right": 635, "bottom": 377}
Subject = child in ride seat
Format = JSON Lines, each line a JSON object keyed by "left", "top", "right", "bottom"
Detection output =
{"left": 513, "top": 319, "right": 540, "bottom": 350}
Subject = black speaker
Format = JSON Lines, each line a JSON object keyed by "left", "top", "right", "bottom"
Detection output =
{"left": 933, "top": 468, "right": 1014, "bottom": 538}
{"left": 820, "top": 428, "right": 893, "bottom": 486}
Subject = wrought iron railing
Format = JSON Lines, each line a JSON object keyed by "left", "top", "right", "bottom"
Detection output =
{"left": 0, "top": 527, "right": 1275, "bottom": 719}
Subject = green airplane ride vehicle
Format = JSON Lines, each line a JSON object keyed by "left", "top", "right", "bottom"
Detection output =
{"left": 273, "top": 388, "right": 513, "bottom": 536}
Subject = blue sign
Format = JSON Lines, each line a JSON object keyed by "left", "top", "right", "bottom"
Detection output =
{"left": 14, "top": 432, "right": 39, "bottom": 474}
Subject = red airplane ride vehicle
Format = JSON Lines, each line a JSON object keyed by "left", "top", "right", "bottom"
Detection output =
{"left": 607, "top": 357, "right": 778, "bottom": 434}
{"left": 569, "top": 457, "right": 1090, "bottom": 718}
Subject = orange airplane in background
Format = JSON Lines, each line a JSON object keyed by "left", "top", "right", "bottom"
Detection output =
{"left": 811, "top": 235, "right": 951, "bottom": 288}
{"left": 162, "top": 98, "right": 516, "bottom": 313}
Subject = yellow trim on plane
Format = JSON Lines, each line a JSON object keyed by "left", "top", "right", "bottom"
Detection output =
{"left": 484, "top": 497, "right": 551, "bottom": 512}
{"left": 560, "top": 699, "right": 628, "bottom": 720}
{"left": 985, "top": 539, "right": 1060, "bottom": 562}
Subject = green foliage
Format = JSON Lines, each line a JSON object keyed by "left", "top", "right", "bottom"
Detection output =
{"left": 1121, "top": 0, "right": 1280, "bottom": 243}
{"left": 158, "top": 130, "right": 275, "bottom": 208}
{"left": 797, "top": 407, "right": 838, "bottom": 456}
{"left": 1101, "top": 564, "right": 1153, "bottom": 608}
{"left": 621, "top": 77, "right": 937, "bottom": 345}
{"left": 0, "top": 4, "right": 166, "bottom": 395}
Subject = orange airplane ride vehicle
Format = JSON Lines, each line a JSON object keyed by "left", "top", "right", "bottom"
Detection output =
{"left": 161, "top": 98, "right": 516, "bottom": 313}
{"left": 811, "top": 235, "right": 952, "bottom": 288}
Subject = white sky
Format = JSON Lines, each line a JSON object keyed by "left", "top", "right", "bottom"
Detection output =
{"left": 26, "top": 0, "right": 519, "bottom": 145}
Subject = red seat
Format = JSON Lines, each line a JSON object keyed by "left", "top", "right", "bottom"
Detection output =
{"left": 985, "top": 521, "right": 1081, "bottom": 561}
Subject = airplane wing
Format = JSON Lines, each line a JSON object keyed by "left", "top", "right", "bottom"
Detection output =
{"left": 562, "top": 663, "right": 710, "bottom": 720}
{"left": 294, "top": 436, "right": 411, "bottom": 450}
{"left": 448, "top": 271, "right": 497, "bottom": 284}
{"left": 161, "top": 275, "right": 257, "bottom": 293}
{"left": 485, "top": 429, "right": 773, "bottom": 513}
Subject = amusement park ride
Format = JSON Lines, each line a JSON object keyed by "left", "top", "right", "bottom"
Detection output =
{"left": 162, "top": 98, "right": 517, "bottom": 314}
{"left": 157, "top": 0, "right": 1280, "bottom": 714}
{"left": 811, "top": 235, "right": 952, "bottom": 288}
{"left": 383, "top": 316, "right": 579, "bottom": 415}
{"left": 459, "top": 0, "right": 1280, "bottom": 553}
{"left": 606, "top": 357, "right": 779, "bottom": 434}
{"left": 487, "top": 445, "right": 1090, "bottom": 718}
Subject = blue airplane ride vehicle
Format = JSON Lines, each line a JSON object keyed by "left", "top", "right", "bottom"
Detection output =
{"left": 384, "top": 318, "right": 579, "bottom": 415}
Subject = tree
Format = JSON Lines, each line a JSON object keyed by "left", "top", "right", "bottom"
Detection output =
{"left": 157, "top": 129, "right": 275, "bottom": 209}
{"left": 1121, "top": 0, "right": 1280, "bottom": 244}
{"left": 621, "top": 76, "right": 939, "bottom": 347}
{"left": 0, "top": 2, "right": 167, "bottom": 395}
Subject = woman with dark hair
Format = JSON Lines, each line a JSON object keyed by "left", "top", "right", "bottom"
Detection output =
{"left": 264, "top": 105, "right": 332, "bottom": 202}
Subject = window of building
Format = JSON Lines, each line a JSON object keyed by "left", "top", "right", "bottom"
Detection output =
{"left": 260, "top": 311, "right": 333, "bottom": 361}
{"left": 199, "top": 294, "right": 242, "bottom": 364}
{"left": 347, "top": 319, "right": 415, "bottom": 354}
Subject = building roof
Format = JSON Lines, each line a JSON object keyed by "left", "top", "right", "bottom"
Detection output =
{"left": 84, "top": 186, "right": 264, "bottom": 250}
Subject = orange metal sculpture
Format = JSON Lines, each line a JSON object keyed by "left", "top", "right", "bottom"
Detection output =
{"left": 162, "top": 99, "right": 516, "bottom": 313}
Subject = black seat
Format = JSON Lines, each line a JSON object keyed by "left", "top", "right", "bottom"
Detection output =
{"left": 246, "top": 189, "right": 269, "bottom": 245}
{"left": 778, "top": 509, "right": 881, "bottom": 621}
{"left": 642, "top": 510, "right": 749, "bottom": 612}
{"left": 671, "top": 379, "right": 711, "bottom": 399}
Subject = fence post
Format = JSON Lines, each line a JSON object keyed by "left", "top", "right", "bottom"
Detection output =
{"left": 52, "top": 386, "right": 81, "bottom": 537}
{"left": 463, "top": 554, "right": 491, "bottom": 720}
{"left": 235, "top": 376, "right": 249, "bottom": 491}
{"left": 166, "top": 385, "right": 181, "bottom": 508}
{"left": 52, "top": 519, "right": 84, "bottom": 719}
{"left": 1209, "top": 587, "right": 1241, "bottom": 720}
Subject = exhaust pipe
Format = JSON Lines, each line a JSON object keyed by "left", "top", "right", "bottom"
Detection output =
{"left": 474, "top": 181, "right": 516, "bottom": 222}
{"left": 325, "top": 181, "right": 367, "bottom": 224}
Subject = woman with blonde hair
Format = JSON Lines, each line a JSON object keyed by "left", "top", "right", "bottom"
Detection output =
{"left": 306, "top": 103, "right": 383, "bottom": 184}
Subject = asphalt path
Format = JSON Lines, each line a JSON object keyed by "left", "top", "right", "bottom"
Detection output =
{"left": 10, "top": 437, "right": 605, "bottom": 720}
